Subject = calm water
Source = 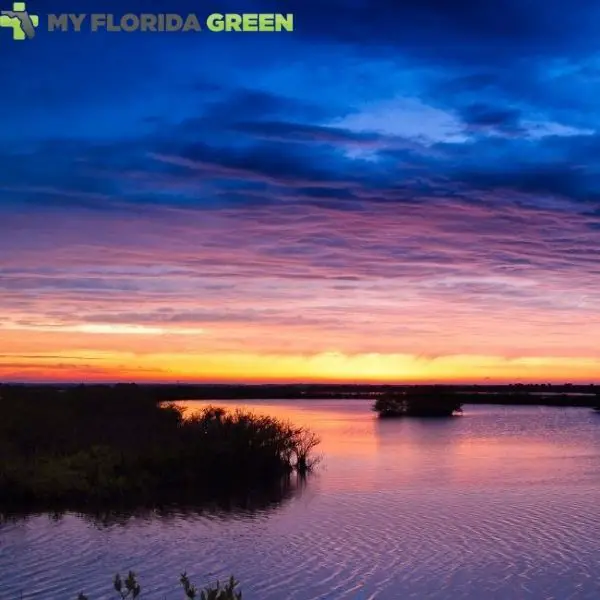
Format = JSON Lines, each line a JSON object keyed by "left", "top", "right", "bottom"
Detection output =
{"left": 2, "top": 401, "right": 600, "bottom": 599}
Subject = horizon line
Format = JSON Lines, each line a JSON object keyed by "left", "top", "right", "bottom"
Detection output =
{"left": 2, "top": 380, "right": 599, "bottom": 386}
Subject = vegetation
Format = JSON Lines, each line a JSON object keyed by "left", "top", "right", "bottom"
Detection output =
{"left": 2, "top": 383, "right": 598, "bottom": 406}
{"left": 0, "top": 384, "right": 319, "bottom": 512}
{"left": 373, "top": 390, "right": 463, "bottom": 418}
{"left": 76, "top": 571, "right": 242, "bottom": 599}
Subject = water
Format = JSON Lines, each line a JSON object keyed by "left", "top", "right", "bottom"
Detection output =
{"left": 2, "top": 401, "right": 600, "bottom": 599}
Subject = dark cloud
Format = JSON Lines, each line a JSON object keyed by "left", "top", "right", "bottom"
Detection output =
{"left": 459, "top": 103, "right": 524, "bottom": 136}
{"left": 287, "top": 0, "right": 600, "bottom": 63}
{"left": 2, "top": 99, "right": 600, "bottom": 215}
{"left": 231, "top": 121, "right": 385, "bottom": 146}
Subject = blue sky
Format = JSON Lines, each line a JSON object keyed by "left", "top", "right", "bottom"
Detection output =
{"left": 1, "top": 0, "right": 600, "bottom": 382}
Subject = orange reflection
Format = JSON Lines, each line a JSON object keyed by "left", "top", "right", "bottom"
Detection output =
{"left": 177, "top": 400, "right": 379, "bottom": 459}
{"left": 173, "top": 401, "right": 600, "bottom": 494}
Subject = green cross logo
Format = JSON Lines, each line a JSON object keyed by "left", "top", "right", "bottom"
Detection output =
{"left": 0, "top": 2, "right": 39, "bottom": 40}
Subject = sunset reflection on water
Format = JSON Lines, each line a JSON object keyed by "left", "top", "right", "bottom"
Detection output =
{"left": 3, "top": 400, "right": 600, "bottom": 599}
{"left": 178, "top": 400, "right": 600, "bottom": 493}
{"left": 177, "top": 399, "right": 380, "bottom": 459}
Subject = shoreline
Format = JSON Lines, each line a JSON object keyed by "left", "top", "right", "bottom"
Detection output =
{"left": 3, "top": 383, "right": 597, "bottom": 408}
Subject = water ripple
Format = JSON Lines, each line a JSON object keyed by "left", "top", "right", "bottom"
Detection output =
{"left": 2, "top": 403, "right": 600, "bottom": 599}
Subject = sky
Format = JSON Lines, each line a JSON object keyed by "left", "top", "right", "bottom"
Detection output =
{"left": 1, "top": 0, "right": 600, "bottom": 383}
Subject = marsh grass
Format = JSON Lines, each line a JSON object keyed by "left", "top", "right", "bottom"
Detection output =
{"left": 0, "top": 385, "right": 319, "bottom": 511}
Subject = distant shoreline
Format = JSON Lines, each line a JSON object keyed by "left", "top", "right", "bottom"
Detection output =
{"left": 2, "top": 383, "right": 599, "bottom": 408}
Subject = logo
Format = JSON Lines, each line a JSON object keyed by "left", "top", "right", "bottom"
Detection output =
{"left": 0, "top": 1, "right": 39, "bottom": 40}
{"left": 0, "top": 7, "right": 293, "bottom": 39}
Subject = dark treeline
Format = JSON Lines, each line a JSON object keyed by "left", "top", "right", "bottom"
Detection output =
{"left": 0, "top": 384, "right": 319, "bottom": 514}
{"left": 2, "top": 382, "right": 598, "bottom": 406}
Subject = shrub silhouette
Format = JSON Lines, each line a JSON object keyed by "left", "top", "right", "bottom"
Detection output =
{"left": 0, "top": 385, "right": 319, "bottom": 510}
{"left": 373, "top": 390, "right": 463, "bottom": 417}
{"left": 76, "top": 571, "right": 242, "bottom": 599}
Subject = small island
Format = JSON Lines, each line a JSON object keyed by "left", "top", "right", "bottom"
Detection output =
{"left": 373, "top": 390, "right": 463, "bottom": 418}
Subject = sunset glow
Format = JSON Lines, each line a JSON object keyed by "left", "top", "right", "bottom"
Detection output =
{"left": 2, "top": 0, "right": 600, "bottom": 384}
